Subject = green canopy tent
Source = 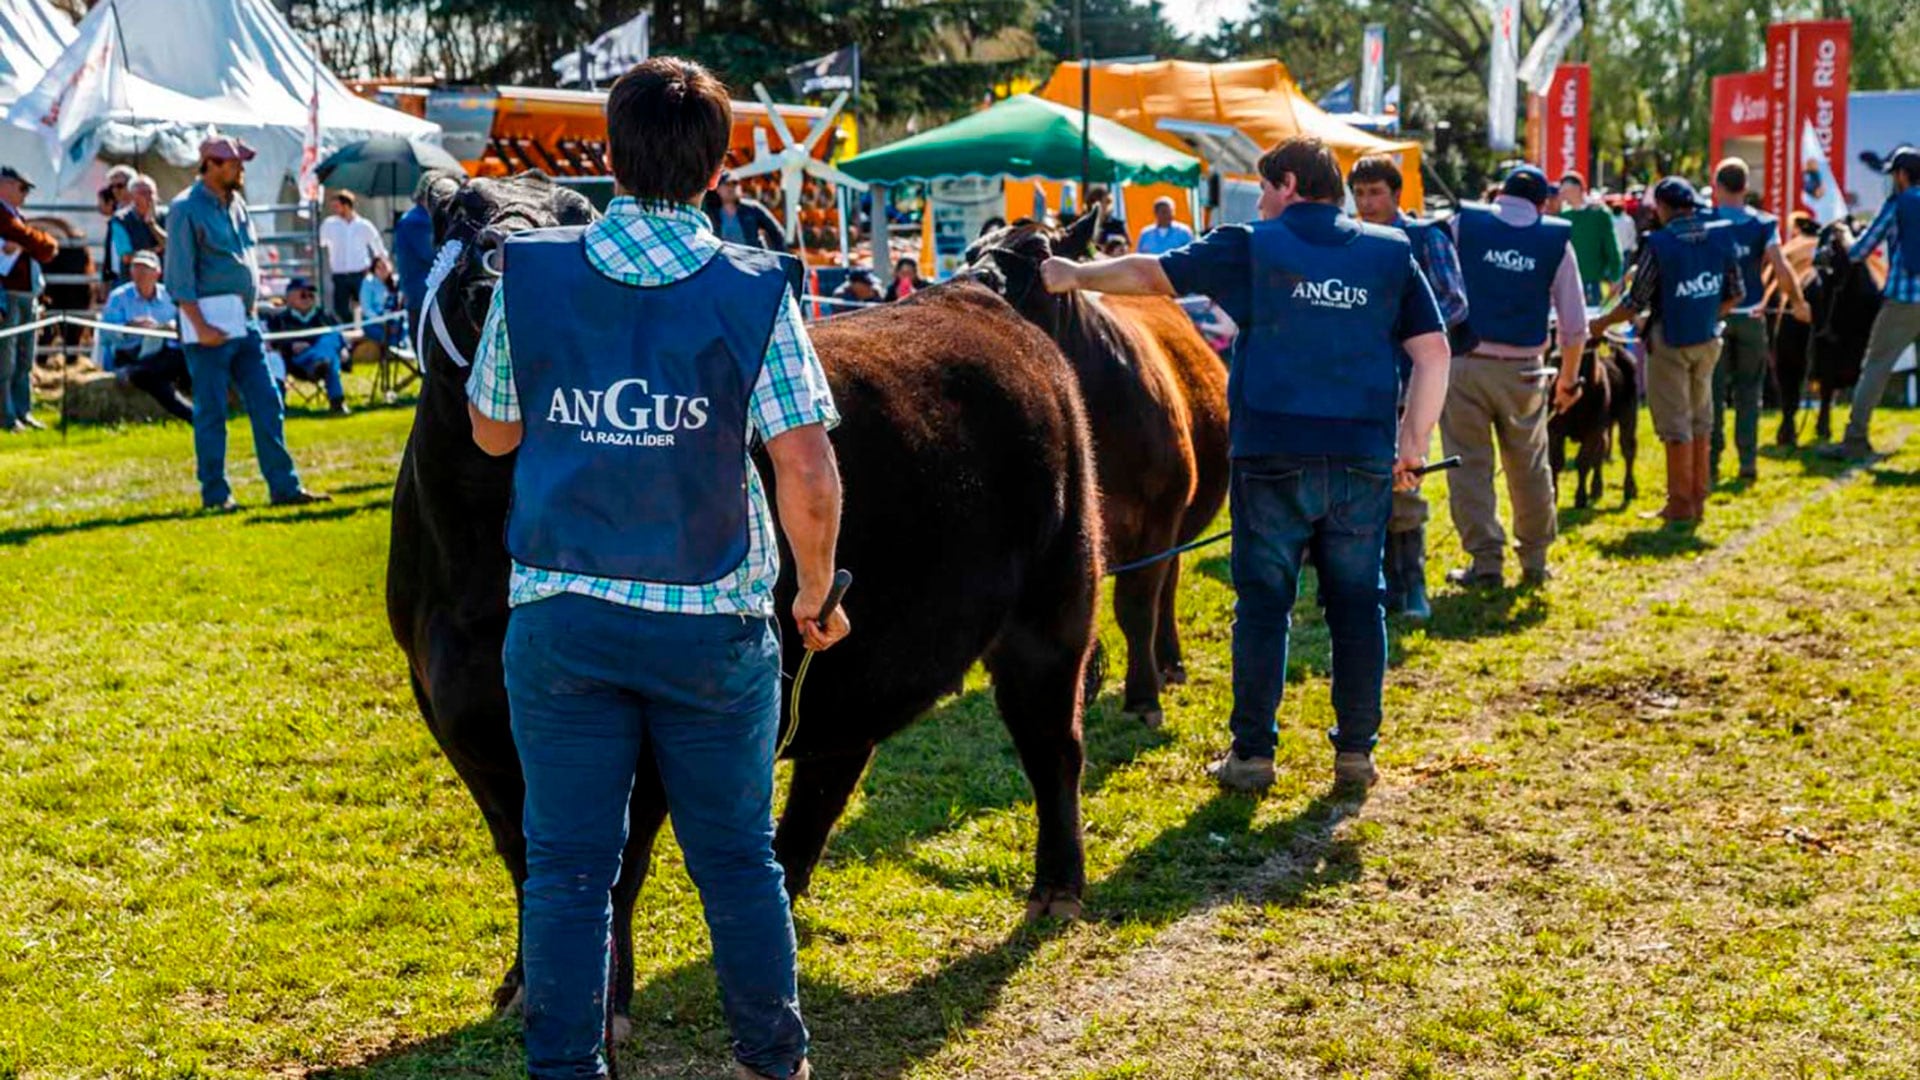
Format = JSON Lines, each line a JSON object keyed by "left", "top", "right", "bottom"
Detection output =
{"left": 840, "top": 93, "right": 1202, "bottom": 187}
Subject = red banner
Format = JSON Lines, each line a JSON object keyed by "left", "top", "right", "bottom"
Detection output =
{"left": 1766, "top": 20, "right": 1851, "bottom": 232}
{"left": 1536, "top": 64, "right": 1589, "bottom": 184}
{"left": 1710, "top": 71, "right": 1768, "bottom": 164}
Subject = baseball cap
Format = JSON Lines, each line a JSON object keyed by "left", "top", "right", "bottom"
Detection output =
{"left": 846, "top": 267, "right": 876, "bottom": 285}
{"left": 128, "top": 250, "right": 161, "bottom": 271}
{"left": 1652, "top": 175, "right": 1711, "bottom": 211}
{"left": 1501, "top": 165, "right": 1553, "bottom": 204}
{"left": 285, "top": 276, "right": 316, "bottom": 294}
{"left": 199, "top": 135, "right": 257, "bottom": 163}
{"left": 0, "top": 165, "right": 36, "bottom": 191}
{"left": 1882, "top": 145, "right": 1920, "bottom": 176}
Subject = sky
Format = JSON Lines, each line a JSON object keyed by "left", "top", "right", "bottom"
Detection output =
{"left": 1164, "top": 0, "right": 1256, "bottom": 41}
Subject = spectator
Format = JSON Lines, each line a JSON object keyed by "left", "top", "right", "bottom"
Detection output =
{"left": 702, "top": 171, "right": 787, "bottom": 251}
{"left": 99, "top": 250, "right": 192, "bottom": 422}
{"left": 393, "top": 179, "right": 435, "bottom": 341}
{"left": 95, "top": 164, "right": 136, "bottom": 298}
{"left": 108, "top": 174, "right": 167, "bottom": 282}
{"left": 883, "top": 257, "right": 929, "bottom": 301}
{"left": 358, "top": 255, "right": 403, "bottom": 346}
{"left": 318, "top": 190, "right": 386, "bottom": 323}
{"left": 1135, "top": 196, "right": 1194, "bottom": 255}
{"left": 831, "top": 267, "right": 881, "bottom": 311}
{"left": 1558, "top": 172, "right": 1623, "bottom": 306}
{"left": 1101, "top": 234, "right": 1131, "bottom": 258}
{"left": 1083, "top": 184, "right": 1129, "bottom": 246}
{"left": 168, "top": 135, "right": 328, "bottom": 509}
{"left": 264, "top": 276, "right": 350, "bottom": 415}
{"left": 0, "top": 165, "right": 59, "bottom": 432}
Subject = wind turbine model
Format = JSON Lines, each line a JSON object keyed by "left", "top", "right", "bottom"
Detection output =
{"left": 728, "top": 83, "right": 868, "bottom": 250}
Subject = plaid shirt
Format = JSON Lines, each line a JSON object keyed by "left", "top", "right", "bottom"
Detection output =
{"left": 1397, "top": 211, "right": 1470, "bottom": 327}
{"left": 467, "top": 197, "right": 838, "bottom": 615}
{"left": 1618, "top": 211, "right": 1745, "bottom": 320}
{"left": 1849, "top": 196, "right": 1920, "bottom": 304}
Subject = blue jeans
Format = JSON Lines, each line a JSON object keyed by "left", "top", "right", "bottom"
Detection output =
{"left": 184, "top": 330, "right": 302, "bottom": 506}
{"left": 1, "top": 291, "right": 35, "bottom": 425}
{"left": 504, "top": 593, "right": 807, "bottom": 1080}
{"left": 285, "top": 330, "right": 346, "bottom": 403}
{"left": 1227, "top": 454, "right": 1392, "bottom": 759}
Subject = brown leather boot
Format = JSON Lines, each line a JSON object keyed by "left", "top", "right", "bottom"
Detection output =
{"left": 1691, "top": 439, "right": 1712, "bottom": 520}
{"left": 1650, "top": 441, "right": 1695, "bottom": 522}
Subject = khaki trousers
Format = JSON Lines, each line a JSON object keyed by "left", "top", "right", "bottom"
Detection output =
{"left": 1647, "top": 325, "right": 1720, "bottom": 444}
{"left": 1439, "top": 354, "right": 1557, "bottom": 575}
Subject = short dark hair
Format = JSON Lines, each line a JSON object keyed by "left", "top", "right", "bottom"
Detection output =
{"left": 607, "top": 57, "right": 732, "bottom": 203}
{"left": 1347, "top": 154, "right": 1403, "bottom": 194}
{"left": 332, "top": 190, "right": 356, "bottom": 208}
{"left": 1560, "top": 171, "right": 1586, "bottom": 190}
{"left": 1258, "top": 136, "right": 1344, "bottom": 203}
{"left": 1085, "top": 184, "right": 1110, "bottom": 204}
{"left": 1715, "top": 157, "right": 1750, "bottom": 193}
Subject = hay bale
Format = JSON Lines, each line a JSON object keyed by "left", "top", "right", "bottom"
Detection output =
{"left": 61, "top": 370, "right": 179, "bottom": 424}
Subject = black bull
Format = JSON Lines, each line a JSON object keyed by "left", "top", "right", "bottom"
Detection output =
{"left": 1772, "top": 222, "right": 1883, "bottom": 445}
{"left": 386, "top": 173, "right": 1103, "bottom": 1021}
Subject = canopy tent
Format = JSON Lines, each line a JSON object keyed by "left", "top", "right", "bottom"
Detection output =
{"left": 839, "top": 94, "right": 1201, "bottom": 188}
{"left": 1037, "top": 59, "right": 1425, "bottom": 211}
{"left": 7, "top": 0, "right": 439, "bottom": 203}
{"left": 0, "top": 0, "right": 72, "bottom": 103}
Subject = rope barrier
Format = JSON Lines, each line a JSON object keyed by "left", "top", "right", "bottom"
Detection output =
{"left": 0, "top": 309, "right": 406, "bottom": 343}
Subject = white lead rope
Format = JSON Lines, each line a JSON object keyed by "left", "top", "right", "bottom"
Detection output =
{"left": 0, "top": 309, "right": 406, "bottom": 343}
{"left": 419, "top": 239, "right": 472, "bottom": 369}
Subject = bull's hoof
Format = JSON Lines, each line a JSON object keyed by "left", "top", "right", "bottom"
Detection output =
{"left": 1161, "top": 664, "right": 1189, "bottom": 686}
{"left": 612, "top": 1013, "right": 634, "bottom": 1044}
{"left": 1623, "top": 482, "right": 1638, "bottom": 503}
{"left": 1124, "top": 704, "right": 1164, "bottom": 730}
{"left": 1023, "top": 889, "right": 1084, "bottom": 922}
{"left": 494, "top": 981, "right": 525, "bottom": 1019}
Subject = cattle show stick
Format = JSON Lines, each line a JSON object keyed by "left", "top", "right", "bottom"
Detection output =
{"left": 779, "top": 568, "right": 853, "bottom": 757}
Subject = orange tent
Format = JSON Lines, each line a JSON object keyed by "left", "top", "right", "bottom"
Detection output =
{"left": 1037, "top": 59, "right": 1424, "bottom": 228}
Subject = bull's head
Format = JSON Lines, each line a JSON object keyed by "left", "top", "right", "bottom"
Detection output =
{"left": 418, "top": 171, "right": 598, "bottom": 386}
{"left": 959, "top": 209, "right": 1105, "bottom": 340}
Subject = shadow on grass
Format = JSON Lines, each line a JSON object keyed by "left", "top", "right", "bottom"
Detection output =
{"left": 242, "top": 499, "right": 389, "bottom": 526}
{"left": 0, "top": 505, "right": 205, "bottom": 547}
{"left": 316, "top": 789, "right": 1365, "bottom": 1080}
{"left": 1869, "top": 468, "right": 1920, "bottom": 487}
{"left": 1593, "top": 523, "right": 1715, "bottom": 559}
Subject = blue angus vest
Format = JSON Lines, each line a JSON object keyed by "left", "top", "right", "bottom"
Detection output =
{"left": 1893, "top": 188, "right": 1920, "bottom": 278}
{"left": 502, "top": 227, "right": 786, "bottom": 584}
{"left": 1454, "top": 203, "right": 1571, "bottom": 350}
{"left": 1647, "top": 218, "right": 1732, "bottom": 347}
{"left": 1243, "top": 213, "right": 1411, "bottom": 459}
{"left": 1712, "top": 204, "right": 1777, "bottom": 314}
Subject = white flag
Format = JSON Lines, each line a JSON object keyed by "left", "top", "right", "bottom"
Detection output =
{"left": 1519, "top": 0, "right": 1584, "bottom": 91}
{"left": 1798, "top": 118, "right": 1848, "bottom": 225}
{"left": 8, "top": 2, "right": 124, "bottom": 154}
{"left": 1488, "top": 0, "right": 1519, "bottom": 151}
{"left": 1360, "top": 25, "right": 1387, "bottom": 117}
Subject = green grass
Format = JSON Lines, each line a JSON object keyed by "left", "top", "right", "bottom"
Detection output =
{"left": 2, "top": 384, "right": 1917, "bottom": 1079}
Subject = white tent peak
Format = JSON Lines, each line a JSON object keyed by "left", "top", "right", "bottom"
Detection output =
{"left": 0, "top": 0, "right": 75, "bottom": 103}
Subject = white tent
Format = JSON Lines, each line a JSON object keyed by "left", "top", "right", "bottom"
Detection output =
{"left": 0, "top": 0, "right": 73, "bottom": 103}
{"left": 9, "top": 0, "right": 439, "bottom": 204}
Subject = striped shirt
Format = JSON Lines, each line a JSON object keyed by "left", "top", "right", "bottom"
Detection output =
{"left": 466, "top": 197, "right": 838, "bottom": 616}
{"left": 1849, "top": 197, "right": 1920, "bottom": 304}
{"left": 1397, "top": 211, "right": 1470, "bottom": 327}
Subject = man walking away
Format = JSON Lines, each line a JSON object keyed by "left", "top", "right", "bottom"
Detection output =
{"left": 108, "top": 175, "right": 168, "bottom": 282}
{"left": 466, "top": 57, "right": 844, "bottom": 1080}
{"left": 1592, "top": 177, "right": 1742, "bottom": 522}
{"left": 100, "top": 250, "right": 193, "bottom": 422}
{"left": 703, "top": 171, "right": 788, "bottom": 252}
{"left": 1822, "top": 145, "right": 1920, "bottom": 462}
{"left": 1443, "top": 165, "right": 1586, "bottom": 588}
{"left": 1039, "top": 135, "right": 1451, "bottom": 795}
{"left": 1709, "top": 157, "right": 1810, "bottom": 481}
{"left": 167, "top": 136, "right": 329, "bottom": 511}
{"left": 1135, "top": 195, "right": 1195, "bottom": 255}
{"left": 318, "top": 190, "right": 386, "bottom": 323}
{"left": 1350, "top": 153, "right": 1471, "bottom": 622}
{"left": 1558, "top": 172, "right": 1623, "bottom": 305}
{"left": 0, "top": 166, "right": 58, "bottom": 432}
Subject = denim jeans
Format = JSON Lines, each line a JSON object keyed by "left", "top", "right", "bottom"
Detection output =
{"left": 184, "top": 330, "right": 302, "bottom": 506}
{"left": 504, "top": 593, "right": 807, "bottom": 1080}
{"left": 1228, "top": 454, "right": 1393, "bottom": 759}
{"left": 1, "top": 291, "right": 36, "bottom": 425}
{"left": 285, "top": 330, "right": 347, "bottom": 403}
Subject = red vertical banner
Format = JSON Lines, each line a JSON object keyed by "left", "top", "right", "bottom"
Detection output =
{"left": 1538, "top": 64, "right": 1589, "bottom": 183}
{"left": 1766, "top": 21, "right": 1851, "bottom": 233}
{"left": 1710, "top": 72, "right": 1768, "bottom": 166}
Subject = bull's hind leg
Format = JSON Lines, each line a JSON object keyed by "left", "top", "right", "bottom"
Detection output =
{"left": 986, "top": 614, "right": 1093, "bottom": 920}
{"left": 609, "top": 762, "right": 670, "bottom": 1036}
{"left": 1155, "top": 556, "right": 1189, "bottom": 686}
{"left": 773, "top": 744, "right": 877, "bottom": 901}
{"left": 1113, "top": 551, "right": 1176, "bottom": 726}
{"left": 1816, "top": 389, "right": 1835, "bottom": 444}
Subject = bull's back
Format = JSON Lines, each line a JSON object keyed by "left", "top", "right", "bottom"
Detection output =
{"left": 1100, "top": 294, "right": 1231, "bottom": 543}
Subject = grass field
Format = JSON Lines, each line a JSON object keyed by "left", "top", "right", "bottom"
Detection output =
{"left": 1, "top": 381, "right": 1916, "bottom": 1079}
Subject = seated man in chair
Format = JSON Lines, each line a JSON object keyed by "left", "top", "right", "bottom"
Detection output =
{"left": 99, "top": 250, "right": 192, "bottom": 421}
{"left": 264, "top": 276, "right": 349, "bottom": 415}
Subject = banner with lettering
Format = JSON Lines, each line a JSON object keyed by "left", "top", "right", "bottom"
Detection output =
{"left": 1360, "top": 25, "right": 1387, "bottom": 117}
{"left": 1488, "top": 0, "right": 1520, "bottom": 150}
{"left": 1710, "top": 71, "right": 1768, "bottom": 166}
{"left": 1536, "top": 64, "right": 1589, "bottom": 183}
{"left": 1765, "top": 20, "right": 1850, "bottom": 233}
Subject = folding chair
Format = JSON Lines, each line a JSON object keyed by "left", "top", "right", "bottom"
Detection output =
{"left": 356, "top": 334, "right": 421, "bottom": 406}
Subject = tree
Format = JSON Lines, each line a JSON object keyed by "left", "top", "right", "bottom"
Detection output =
{"left": 1033, "top": 0, "right": 1192, "bottom": 63}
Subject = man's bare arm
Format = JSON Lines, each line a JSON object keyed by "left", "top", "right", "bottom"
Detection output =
{"left": 1040, "top": 254, "right": 1174, "bottom": 296}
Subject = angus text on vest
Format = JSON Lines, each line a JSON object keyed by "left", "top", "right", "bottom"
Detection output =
{"left": 545, "top": 377, "right": 712, "bottom": 449}
{"left": 1672, "top": 271, "right": 1721, "bottom": 300}
{"left": 1291, "top": 277, "right": 1370, "bottom": 310}
{"left": 1482, "top": 248, "right": 1538, "bottom": 272}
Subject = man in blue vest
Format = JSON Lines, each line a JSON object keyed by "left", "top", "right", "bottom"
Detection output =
{"left": 1822, "top": 145, "right": 1920, "bottom": 461}
{"left": 1592, "top": 177, "right": 1743, "bottom": 522}
{"left": 1039, "top": 135, "right": 1450, "bottom": 794}
{"left": 465, "top": 58, "right": 847, "bottom": 1080}
{"left": 1709, "top": 157, "right": 1811, "bottom": 482}
{"left": 1442, "top": 165, "right": 1586, "bottom": 588}
{"left": 1350, "top": 153, "right": 1472, "bottom": 622}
